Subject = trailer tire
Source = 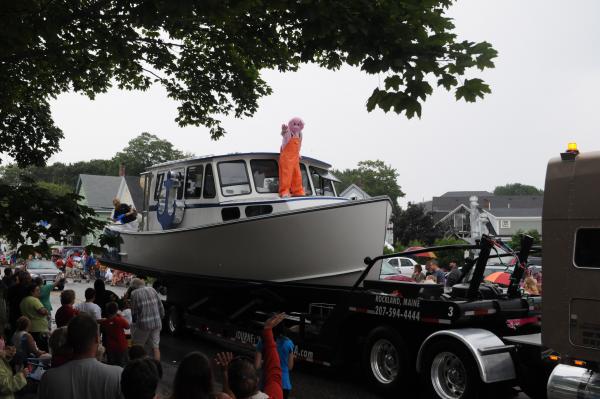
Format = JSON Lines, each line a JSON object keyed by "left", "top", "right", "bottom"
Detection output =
{"left": 421, "top": 338, "right": 481, "bottom": 399}
{"left": 362, "top": 326, "right": 412, "bottom": 395}
{"left": 165, "top": 305, "right": 183, "bottom": 336}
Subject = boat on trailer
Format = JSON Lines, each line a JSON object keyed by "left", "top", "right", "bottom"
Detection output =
{"left": 106, "top": 152, "right": 392, "bottom": 285}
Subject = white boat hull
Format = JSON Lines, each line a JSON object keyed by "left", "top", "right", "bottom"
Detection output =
{"left": 115, "top": 197, "right": 392, "bottom": 285}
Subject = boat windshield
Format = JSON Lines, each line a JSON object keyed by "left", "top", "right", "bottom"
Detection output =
{"left": 218, "top": 161, "right": 252, "bottom": 196}
{"left": 310, "top": 166, "right": 335, "bottom": 196}
{"left": 301, "top": 164, "right": 312, "bottom": 195}
{"left": 251, "top": 160, "right": 278, "bottom": 193}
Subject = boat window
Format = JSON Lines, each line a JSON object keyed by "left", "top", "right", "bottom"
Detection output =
{"left": 218, "top": 161, "right": 251, "bottom": 197}
{"left": 245, "top": 205, "right": 273, "bottom": 218}
{"left": 221, "top": 207, "right": 241, "bottom": 221}
{"left": 185, "top": 165, "right": 203, "bottom": 199}
{"left": 574, "top": 228, "right": 600, "bottom": 268}
{"left": 203, "top": 164, "right": 216, "bottom": 199}
{"left": 172, "top": 169, "right": 185, "bottom": 200}
{"left": 310, "top": 167, "right": 335, "bottom": 196}
{"left": 250, "top": 160, "right": 279, "bottom": 193}
{"left": 154, "top": 173, "right": 164, "bottom": 200}
{"left": 300, "top": 164, "right": 312, "bottom": 195}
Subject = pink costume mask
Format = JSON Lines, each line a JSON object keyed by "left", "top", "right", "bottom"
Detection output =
{"left": 288, "top": 117, "right": 304, "bottom": 135}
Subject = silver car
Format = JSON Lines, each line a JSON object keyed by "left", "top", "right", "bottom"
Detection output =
{"left": 24, "top": 259, "right": 66, "bottom": 290}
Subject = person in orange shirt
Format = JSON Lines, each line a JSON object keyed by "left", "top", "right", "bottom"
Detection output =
{"left": 279, "top": 118, "right": 305, "bottom": 198}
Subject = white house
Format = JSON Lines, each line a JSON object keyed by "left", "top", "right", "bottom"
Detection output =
{"left": 339, "top": 184, "right": 371, "bottom": 201}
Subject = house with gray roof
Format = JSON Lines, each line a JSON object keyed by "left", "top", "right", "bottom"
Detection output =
{"left": 433, "top": 192, "right": 542, "bottom": 242}
{"left": 75, "top": 174, "right": 123, "bottom": 245}
{"left": 116, "top": 176, "right": 145, "bottom": 213}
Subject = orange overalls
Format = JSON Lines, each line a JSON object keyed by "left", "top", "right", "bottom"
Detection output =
{"left": 279, "top": 135, "right": 305, "bottom": 197}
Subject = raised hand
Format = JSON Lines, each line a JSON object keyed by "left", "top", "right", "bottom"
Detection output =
{"left": 281, "top": 124, "right": 288, "bottom": 135}
{"left": 215, "top": 352, "right": 234, "bottom": 370}
{"left": 264, "top": 312, "right": 286, "bottom": 330}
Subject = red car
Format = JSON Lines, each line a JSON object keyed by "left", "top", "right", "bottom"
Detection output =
{"left": 380, "top": 263, "right": 416, "bottom": 282}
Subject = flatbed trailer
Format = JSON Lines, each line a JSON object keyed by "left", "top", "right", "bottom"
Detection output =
{"left": 105, "top": 235, "right": 552, "bottom": 399}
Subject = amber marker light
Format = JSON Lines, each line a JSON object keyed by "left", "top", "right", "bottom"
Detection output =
{"left": 561, "top": 142, "right": 580, "bottom": 161}
{"left": 549, "top": 355, "right": 560, "bottom": 362}
{"left": 573, "top": 360, "right": 586, "bottom": 367}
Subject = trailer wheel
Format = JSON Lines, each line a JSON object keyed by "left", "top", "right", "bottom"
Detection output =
{"left": 422, "top": 339, "right": 481, "bottom": 399}
{"left": 363, "top": 326, "right": 412, "bottom": 394}
{"left": 166, "top": 305, "right": 183, "bottom": 336}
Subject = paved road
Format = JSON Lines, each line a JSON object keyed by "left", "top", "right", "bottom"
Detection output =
{"left": 47, "top": 279, "right": 530, "bottom": 399}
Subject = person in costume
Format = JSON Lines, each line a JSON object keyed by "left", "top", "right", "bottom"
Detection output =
{"left": 279, "top": 117, "right": 305, "bottom": 197}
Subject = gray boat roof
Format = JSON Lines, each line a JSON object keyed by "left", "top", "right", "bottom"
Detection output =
{"left": 147, "top": 152, "right": 332, "bottom": 171}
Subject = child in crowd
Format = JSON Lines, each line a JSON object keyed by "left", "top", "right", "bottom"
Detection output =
{"left": 523, "top": 276, "right": 540, "bottom": 296}
{"left": 128, "top": 344, "right": 147, "bottom": 361}
{"left": 100, "top": 301, "right": 129, "bottom": 366}
{"left": 254, "top": 320, "right": 294, "bottom": 399}
{"left": 54, "top": 290, "right": 79, "bottom": 328}
{"left": 119, "top": 299, "right": 133, "bottom": 345}
{"left": 48, "top": 327, "right": 71, "bottom": 368}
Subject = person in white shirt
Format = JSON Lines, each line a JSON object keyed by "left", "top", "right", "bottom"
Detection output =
{"left": 39, "top": 314, "right": 122, "bottom": 399}
{"left": 75, "top": 288, "right": 102, "bottom": 320}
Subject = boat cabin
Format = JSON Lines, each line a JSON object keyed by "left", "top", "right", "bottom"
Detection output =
{"left": 139, "top": 153, "right": 344, "bottom": 231}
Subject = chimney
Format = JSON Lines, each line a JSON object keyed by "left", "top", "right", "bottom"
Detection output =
{"left": 119, "top": 163, "right": 126, "bottom": 177}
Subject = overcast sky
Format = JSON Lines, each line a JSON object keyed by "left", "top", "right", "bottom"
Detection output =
{"left": 48, "top": 0, "right": 600, "bottom": 206}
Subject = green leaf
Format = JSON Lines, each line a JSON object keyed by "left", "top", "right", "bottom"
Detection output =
{"left": 437, "top": 74, "right": 458, "bottom": 90}
{"left": 384, "top": 75, "right": 403, "bottom": 91}
{"left": 455, "top": 78, "right": 491, "bottom": 102}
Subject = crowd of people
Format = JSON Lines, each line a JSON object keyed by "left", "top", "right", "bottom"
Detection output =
{"left": 409, "top": 259, "right": 460, "bottom": 287}
{"left": 0, "top": 265, "right": 293, "bottom": 399}
{"left": 409, "top": 258, "right": 542, "bottom": 294}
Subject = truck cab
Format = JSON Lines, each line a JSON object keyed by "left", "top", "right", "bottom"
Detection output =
{"left": 544, "top": 144, "right": 600, "bottom": 398}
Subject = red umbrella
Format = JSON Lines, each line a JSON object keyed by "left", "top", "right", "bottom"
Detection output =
{"left": 404, "top": 246, "right": 437, "bottom": 259}
{"left": 485, "top": 271, "right": 511, "bottom": 286}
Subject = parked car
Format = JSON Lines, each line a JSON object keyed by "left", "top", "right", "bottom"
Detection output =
{"left": 380, "top": 263, "right": 415, "bottom": 282}
{"left": 23, "top": 259, "right": 66, "bottom": 290}
{"left": 383, "top": 256, "right": 419, "bottom": 275}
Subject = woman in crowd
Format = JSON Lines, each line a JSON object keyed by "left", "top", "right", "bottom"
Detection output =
{"left": 170, "top": 352, "right": 231, "bottom": 399}
{"left": 11, "top": 316, "right": 46, "bottom": 361}
{"left": 18, "top": 284, "right": 49, "bottom": 352}
{"left": 0, "top": 346, "right": 28, "bottom": 399}
{"left": 411, "top": 264, "right": 425, "bottom": 283}
{"left": 93, "top": 279, "right": 118, "bottom": 318}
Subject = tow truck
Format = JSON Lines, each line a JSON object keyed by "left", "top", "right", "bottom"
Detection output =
{"left": 105, "top": 144, "right": 600, "bottom": 399}
{"left": 106, "top": 232, "right": 550, "bottom": 399}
